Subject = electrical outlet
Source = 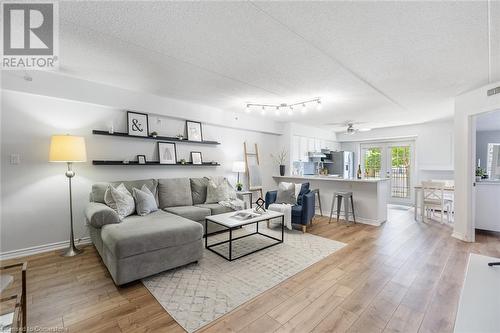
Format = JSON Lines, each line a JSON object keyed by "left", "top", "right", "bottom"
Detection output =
{"left": 10, "top": 154, "right": 20, "bottom": 165}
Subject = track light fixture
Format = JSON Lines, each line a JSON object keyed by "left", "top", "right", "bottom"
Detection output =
{"left": 244, "top": 98, "right": 321, "bottom": 116}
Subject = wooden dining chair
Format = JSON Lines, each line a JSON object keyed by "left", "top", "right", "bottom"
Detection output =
{"left": 421, "top": 181, "right": 453, "bottom": 223}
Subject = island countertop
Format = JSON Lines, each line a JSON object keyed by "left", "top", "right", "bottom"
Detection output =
{"left": 273, "top": 175, "right": 389, "bottom": 183}
{"left": 272, "top": 175, "right": 389, "bottom": 226}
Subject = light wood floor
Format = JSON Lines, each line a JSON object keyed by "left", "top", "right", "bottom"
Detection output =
{"left": 2, "top": 208, "right": 500, "bottom": 333}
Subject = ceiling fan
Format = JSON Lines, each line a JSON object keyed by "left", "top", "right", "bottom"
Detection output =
{"left": 326, "top": 121, "right": 371, "bottom": 135}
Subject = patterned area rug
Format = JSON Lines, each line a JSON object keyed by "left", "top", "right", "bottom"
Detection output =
{"left": 142, "top": 222, "right": 345, "bottom": 332}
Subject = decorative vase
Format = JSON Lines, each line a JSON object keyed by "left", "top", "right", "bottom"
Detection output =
{"left": 279, "top": 165, "right": 285, "bottom": 176}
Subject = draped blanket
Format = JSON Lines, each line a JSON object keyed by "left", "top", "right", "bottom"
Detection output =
{"left": 219, "top": 198, "right": 246, "bottom": 211}
{"left": 268, "top": 203, "right": 293, "bottom": 230}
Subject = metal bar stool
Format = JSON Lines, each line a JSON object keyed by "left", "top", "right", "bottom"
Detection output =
{"left": 311, "top": 189, "right": 323, "bottom": 216}
{"left": 329, "top": 191, "right": 356, "bottom": 223}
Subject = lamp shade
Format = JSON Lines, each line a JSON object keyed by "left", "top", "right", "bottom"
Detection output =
{"left": 49, "top": 135, "right": 87, "bottom": 162}
{"left": 232, "top": 161, "right": 246, "bottom": 173}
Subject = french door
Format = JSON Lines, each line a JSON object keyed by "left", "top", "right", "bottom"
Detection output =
{"left": 360, "top": 141, "right": 415, "bottom": 205}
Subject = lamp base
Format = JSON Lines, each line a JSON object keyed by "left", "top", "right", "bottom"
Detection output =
{"left": 61, "top": 245, "right": 83, "bottom": 257}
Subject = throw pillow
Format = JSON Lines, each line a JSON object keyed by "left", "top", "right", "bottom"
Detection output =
{"left": 105, "top": 183, "right": 135, "bottom": 219}
{"left": 132, "top": 185, "right": 158, "bottom": 216}
{"left": 205, "top": 177, "right": 235, "bottom": 203}
{"left": 296, "top": 182, "right": 310, "bottom": 205}
{"left": 276, "top": 182, "right": 296, "bottom": 205}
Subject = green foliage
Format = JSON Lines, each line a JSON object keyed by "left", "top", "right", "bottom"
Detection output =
{"left": 364, "top": 146, "right": 410, "bottom": 177}
{"left": 391, "top": 147, "right": 410, "bottom": 167}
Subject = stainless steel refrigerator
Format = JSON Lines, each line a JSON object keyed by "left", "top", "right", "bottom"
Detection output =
{"left": 329, "top": 151, "right": 354, "bottom": 178}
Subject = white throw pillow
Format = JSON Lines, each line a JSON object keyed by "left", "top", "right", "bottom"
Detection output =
{"left": 132, "top": 184, "right": 158, "bottom": 216}
{"left": 205, "top": 177, "right": 235, "bottom": 203}
{"left": 294, "top": 183, "right": 302, "bottom": 203}
{"left": 104, "top": 183, "right": 135, "bottom": 219}
{"left": 276, "top": 182, "right": 296, "bottom": 205}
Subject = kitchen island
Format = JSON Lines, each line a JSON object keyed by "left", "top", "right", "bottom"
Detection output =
{"left": 273, "top": 175, "right": 389, "bottom": 226}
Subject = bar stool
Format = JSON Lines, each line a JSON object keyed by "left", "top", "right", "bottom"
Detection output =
{"left": 329, "top": 191, "right": 356, "bottom": 223}
{"left": 311, "top": 189, "right": 323, "bottom": 216}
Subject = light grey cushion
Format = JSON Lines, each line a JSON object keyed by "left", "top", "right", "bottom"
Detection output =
{"left": 158, "top": 178, "right": 193, "bottom": 208}
{"left": 164, "top": 206, "right": 211, "bottom": 221}
{"left": 205, "top": 177, "right": 236, "bottom": 204}
{"left": 132, "top": 185, "right": 158, "bottom": 216}
{"left": 105, "top": 184, "right": 135, "bottom": 219}
{"left": 190, "top": 177, "right": 209, "bottom": 205}
{"left": 276, "top": 182, "right": 296, "bottom": 205}
{"left": 85, "top": 202, "right": 121, "bottom": 228}
{"left": 195, "top": 203, "right": 234, "bottom": 215}
{"left": 101, "top": 210, "right": 202, "bottom": 259}
{"left": 91, "top": 179, "right": 158, "bottom": 203}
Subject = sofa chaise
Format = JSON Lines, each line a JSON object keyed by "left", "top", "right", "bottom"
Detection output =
{"left": 85, "top": 177, "right": 235, "bottom": 285}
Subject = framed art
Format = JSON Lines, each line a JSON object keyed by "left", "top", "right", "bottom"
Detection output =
{"left": 158, "top": 142, "right": 177, "bottom": 164}
{"left": 186, "top": 120, "right": 203, "bottom": 142}
{"left": 127, "top": 111, "right": 149, "bottom": 137}
{"left": 137, "top": 155, "right": 146, "bottom": 164}
{"left": 190, "top": 151, "right": 203, "bottom": 165}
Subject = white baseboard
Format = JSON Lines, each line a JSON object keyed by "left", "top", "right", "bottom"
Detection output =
{"left": 0, "top": 237, "right": 92, "bottom": 260}
{"left": 451, "top": 231, "right": 472, "bottom": 242}
{"left": 315, "top": 212, "right": 384, "bottom": 226}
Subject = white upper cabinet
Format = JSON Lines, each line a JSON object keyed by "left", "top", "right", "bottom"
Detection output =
{"left": 293, "top": 135, "right": 340, "bottom": 161}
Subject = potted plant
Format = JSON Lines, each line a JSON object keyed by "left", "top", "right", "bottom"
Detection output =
{"left": 150, "top": 131, "right": 158, "bottom": 138}
{"left": 476, "top": 166, "right": 485, "bottom": 182}
{"left": 235, "top": 182, "right": 243, "bottom": 191}
{"left": 271, "top": 148, "right": 287, "bottom": 176}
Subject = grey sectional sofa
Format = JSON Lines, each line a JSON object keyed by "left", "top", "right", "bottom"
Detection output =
{"left": 85, "top": 177, "right": 235, "bottom": 285}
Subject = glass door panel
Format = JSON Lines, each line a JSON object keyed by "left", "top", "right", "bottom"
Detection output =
{"left": 389, "top": 145, "right": 411, "bottom": 203}
{"left": 363, "top": 147, "right": 382, "bottom": 178}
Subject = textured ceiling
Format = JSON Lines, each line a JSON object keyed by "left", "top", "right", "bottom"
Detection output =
{"left": 53, "top": 1, "right": 499, "bottom": 132}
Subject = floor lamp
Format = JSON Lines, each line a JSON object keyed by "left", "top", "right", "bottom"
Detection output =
{"left": 49, "top": 135, "right": 87, "bottom": 257}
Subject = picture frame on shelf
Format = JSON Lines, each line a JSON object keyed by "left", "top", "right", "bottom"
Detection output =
{"left": 137, "top": 155, "right": 146, "bottom": 164}
{"left": 190, "top": 151, "right": 202, "bottom": 165}
{"left": 127, "top": 111, "right": 149, "bottom": 137}
{"left": 186, "top": 120, "right": 203, "bottom": 142}
{"left": 158, "top": 142, "right": 177, "bottom": 165}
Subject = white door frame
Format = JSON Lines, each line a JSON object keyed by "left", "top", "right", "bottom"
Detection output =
{"left": 454, "top": 81, "right": 500, "bottom": 243}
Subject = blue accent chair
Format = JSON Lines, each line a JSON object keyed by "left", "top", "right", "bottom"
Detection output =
{"left": 265, "top": 182, "right": 315, "bottom": 232}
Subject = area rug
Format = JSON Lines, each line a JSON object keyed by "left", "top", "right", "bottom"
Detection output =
{"left": 142, "top": 223, "right": 346, "bottom": 332}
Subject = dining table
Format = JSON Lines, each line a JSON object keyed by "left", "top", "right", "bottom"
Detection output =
{"left": 414, "top": 184, "right": 455, "bottom": 221}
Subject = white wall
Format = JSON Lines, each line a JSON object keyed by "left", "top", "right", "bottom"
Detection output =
{"left": 454, "top": 81, "right": 500, "bottom": 242}
{"left": 337, "top": 120, "right": 455, "bottom": 183}
{"left": 0, "top": 86, "right": 282, "bottom": 256}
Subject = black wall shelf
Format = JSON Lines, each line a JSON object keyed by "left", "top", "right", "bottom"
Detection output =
{"left": 92, "top": 130, "right": 220, "bottom": 145}
{"left": 93, "top": 160, "right": 220, "bottom": 166}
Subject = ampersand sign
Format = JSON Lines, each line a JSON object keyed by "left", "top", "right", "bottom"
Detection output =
{"left": 132, "top": 118, "right": 143, "bottom": 132}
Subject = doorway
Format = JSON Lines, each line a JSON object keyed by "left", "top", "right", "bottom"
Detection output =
{"left": 360, "top": 141, "right": 415, "bottom": 205}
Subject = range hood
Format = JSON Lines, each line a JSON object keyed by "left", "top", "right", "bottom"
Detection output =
{"left": 308, "top": 151, "right": 327, "bottom": 158}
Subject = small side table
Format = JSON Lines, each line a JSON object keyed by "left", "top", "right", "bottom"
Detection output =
{"left": 236, "top": 191, "right": 253, "bottom": 209}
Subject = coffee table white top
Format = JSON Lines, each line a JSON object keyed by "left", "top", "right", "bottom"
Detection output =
{"left": 206, "top": 209, "right": 284, "bottom": 228}
{"left": 454, "top": 253, "right": 500, "bottom": 333}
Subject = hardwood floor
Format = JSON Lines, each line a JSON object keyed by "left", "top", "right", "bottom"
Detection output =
{"left": 2, "top": 208, "right": 500, "bottom": 333}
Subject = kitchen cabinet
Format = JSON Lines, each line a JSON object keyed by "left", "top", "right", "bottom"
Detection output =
{"left": 292, "top": 135, "right": 340, "bottom": 162}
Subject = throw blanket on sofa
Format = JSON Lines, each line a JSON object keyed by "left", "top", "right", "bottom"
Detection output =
{"left": 219, "top": 198, "right": 245, "bottom": 211}
{"left": 268, "top": 203, "right": 293, "bottom": 230}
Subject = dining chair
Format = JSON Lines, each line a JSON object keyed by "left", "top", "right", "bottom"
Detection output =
{"left": 421, "top": 181, "right": 453, "bottom": 223}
